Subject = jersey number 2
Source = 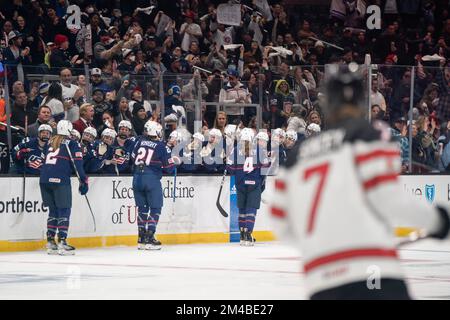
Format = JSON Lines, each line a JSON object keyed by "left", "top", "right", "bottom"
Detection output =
{"left": 303, "top": 163, "right": 330, "bottom": 234}
{"left": 46, "top": 149, "right": 60, "bottom": 165}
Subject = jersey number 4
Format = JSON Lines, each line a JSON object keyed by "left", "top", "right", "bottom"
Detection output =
{"left": 303, "top": 163, "right": 330, "bottom": 235}
{"left": 135, "top": 148, "right": 154, "bottom": 166}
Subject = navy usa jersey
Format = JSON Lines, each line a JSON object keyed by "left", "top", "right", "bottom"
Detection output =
{"left": 131, "top": 137, "right": 175, "bottom": 178}
{"left": 40, "top": 139, "right": 87, "bottom": 185}
{"left": 104, "top": 137, "right": 137, "bottom": 174}
{"left": 12, "top": 137, "right": 48, "bottom": 175}
{"left": 227, "top": 145, "right": 270, "bottom": 191}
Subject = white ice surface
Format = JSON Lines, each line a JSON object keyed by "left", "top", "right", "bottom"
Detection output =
{"left": 0, "top": 239, "right": 449, "bottom": 300}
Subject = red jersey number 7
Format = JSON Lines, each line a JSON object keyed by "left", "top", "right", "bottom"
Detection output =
{"left": 303, "top": 163, "right": 330, "bottom": 235}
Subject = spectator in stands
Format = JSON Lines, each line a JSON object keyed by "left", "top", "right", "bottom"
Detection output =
{"left": 92, "top": 88, "right": 113, "bottom": 128}
{"left": 97, "top": 110, "right": 117, "bottom": 136}
{"left": 307, "top": 110, "right": 323, "bottom": 128}
{"left": 390, "top": 116, "right": 410, "bottom": 172}
{"left": 371, "top": 78, "right": 387, "bottom": 113}
{"left": 28, "top": 105, "right": 56, "bottom": 138}
{"left": 131, "top": 103, "right": 149, "bottom": 136}
{"left": 371, "top": 104, "right": 384, "bottom": 121}
{"left": 272, "top": 80, "right": 295, "bottom": 128}
{"left": 116, "top": 97, "right": 133, "bottom": 125}
{"left": 72, "top": 103, "right": 96, "bottom": 135}
{"left": 60, "top": 68, "right": 84, "bottom": 123}
{"left": 180, "top": 10, "right": 202, "bottom": 53}
{"left": 11, "top": 91, "right": 37, "bottom": 130}
{"left": 41, "top": 82, "right": 64, "bottom": 122}
{"left": 219, "top": 69, "right": 251, "bottom": 124}
{"left": 90, "top": 68, "right": 112, "bottom": 93}
{"left": 147, "top": 50, "right": 167, "bottom": 76}
{"left": 292, "top": 67, "right": 316, "bottom": 108}
{"left": 3, "top": 30, "right": 31, "bottom": 84}
{"left": 213, "top": 111, "right": 227, "bottom": 135}
{"left": 117, "top": 49, "right": 137, "bottom": 74}
{"left": 50, "top": 34, "right": 77, "bottom": 69}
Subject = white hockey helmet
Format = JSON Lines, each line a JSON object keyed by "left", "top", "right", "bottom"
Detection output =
{"left": 144, "top": 120, "right": 162, "bottom": 137}
{"left": 306, "top": 123, "right": 321, "bottom": 136}
{"left": 285, "top": 130, "right": 298, "bottom": 142}
{"left": 209, "top": 128, "right": 223, "bottom": 138}
{"left": 38, "top": 124, "right": 52, "bottom": 134}
{"left": 224, "top": 124, "right": 237, "bottom": 138}
{"left": 169, "top": 130, "right": 181, "bottom": 143}
{"left": 102, "top": 128, "right": 117, "bottom": 139}
{"left": 193, "top": 132, "right": 204, "bottom": 142}
{"left": 118, "top": 120, "right": 132, "bottom": 130}
{"left": 57, "top": 120, "right": 73, "bottom": 136}
{"left": 255, "top": 131, "right": 269, "bottom": 142}
{"left": 83, "top": 127, "right": 98, "bottom": 139}
{"left": 272, "top": 128, "right": 286, "bottom": 139}
{"left": 240, "top": 128, "right": 255, "bottom": 142}
{"left": 71, "top": 129, "right": 81, "bottom": 140}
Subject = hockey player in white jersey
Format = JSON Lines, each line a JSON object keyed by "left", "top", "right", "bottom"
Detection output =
{"left": 270, "top": 63, "right": 450, "bottom": 300}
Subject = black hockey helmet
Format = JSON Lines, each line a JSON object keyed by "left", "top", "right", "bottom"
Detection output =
{"left": 323, "top": 63, "right": 366, "bottom": 124}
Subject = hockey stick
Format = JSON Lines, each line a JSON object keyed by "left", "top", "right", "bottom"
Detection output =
{"left": 216, "top": 168, "right": 229, "bottom": 218}
{"left": 11, "top": 114, "right": 28, "bottom": 227}
{"left": 166, "top": 167, "right": 177, "bottom": 232}
{"left": 0, "top": 122, "right": 22, "bottom": 131}
{"left": 64, "top": 141, "right": 97, "bottom": 232}
{"left": 215, "top": 126, "right": 239, "bottom": 218}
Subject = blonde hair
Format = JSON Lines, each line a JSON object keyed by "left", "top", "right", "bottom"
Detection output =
{"left": 50, "top": 135, "right": 66, "bottom": 151}
{"left": 80, "top": 103, "right": 94, "bottom": 118}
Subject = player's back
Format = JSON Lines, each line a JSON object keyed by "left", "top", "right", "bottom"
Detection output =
{"left": 272, "top": 119, "right": 405, "bottom": 295}
{"left": 40, "top": 139, "right": 82, "bottom": 185}
{"left": 132, "top": 137, "right": 174, "bottom": 178}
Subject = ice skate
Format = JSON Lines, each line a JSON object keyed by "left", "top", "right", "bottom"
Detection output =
{"left": 137, "top": 230, "right": 146, "bottom": 250}
{"left": 144, "top": 231, "right": 161, "bottom": 250}
{"left": 244, "top": 231, "right": 255, "bottom": 247}
{"left": 58, "top": 238, "right": 76, "bottom": 256}
{"left": 46, "top": 237, "right": 58, "bottom": 255}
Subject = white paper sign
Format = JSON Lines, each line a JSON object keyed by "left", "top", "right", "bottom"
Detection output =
{"left": 156, "top": 13, "right": 172, "bottom": 37}
{"left": 255, "top": 0, "right": 273, "bottom": 21}
{"left": 223, "top": 44, "right": 243, "bottom": 50}
{"left": 217, "top": 4, "right": 241, "bottom": 27}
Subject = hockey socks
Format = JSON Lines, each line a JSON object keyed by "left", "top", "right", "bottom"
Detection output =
{"left": 245, "top": 208, "right": 257, "bottom": 233}
{"left": 238, "top": 208, "right": 246, "bottom": 230}
{"left": 56, "top": 208, "right": 71, "bottom": 240}
{"left": 138, "top": 207, "right": 161, "bottom": 233}
{"left": 46, "top": 208, "right": 58, "bottom": 238}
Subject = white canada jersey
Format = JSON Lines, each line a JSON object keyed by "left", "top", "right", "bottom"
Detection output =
{"left": 270, "top": 119, "right": 446, "bottom": 297}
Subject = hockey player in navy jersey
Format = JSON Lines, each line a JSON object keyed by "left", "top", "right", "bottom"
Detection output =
{"left": 201, "top": 128, "right": 225, "bottom": 173}
{"left": 12, "top": 124, "right": 52, "bottom": 175}
{"left": 104, "top": 121, "right": 135, "bottom": 175}
{"left": 227, "top": 128, "right": 270, "bottom": 246}
{"left": 80, "top": 127, "right": 102, "bottom": 173}
{"left": 40, "top": 120, "right": 88, "bottom": 255}
{"left": 131, "top": 121, "right": 178, "bottom": 250}
{"left": 180, "top": 132, "right": 204, "bottom": 173}
{"left": 90, "top": 129, "right": 116, "bottom": 173}
{"left": 70, "top": 129, "right": 81, "bottom": 142}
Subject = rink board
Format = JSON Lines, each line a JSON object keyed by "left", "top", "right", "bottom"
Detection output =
{"left": 0, "top": 176, "right": 274, "bottom": 251}
{"left": 0, "top": 175, "right": 445, "bottom": 251}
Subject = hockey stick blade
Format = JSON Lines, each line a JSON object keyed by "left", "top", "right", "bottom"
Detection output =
{"left": 216, "top": 184, "right": 228, "bottom": 217}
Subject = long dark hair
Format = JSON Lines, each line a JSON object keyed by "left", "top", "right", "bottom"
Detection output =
{"left": 42, "top": 82, "right": 63, "bottom": 105}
